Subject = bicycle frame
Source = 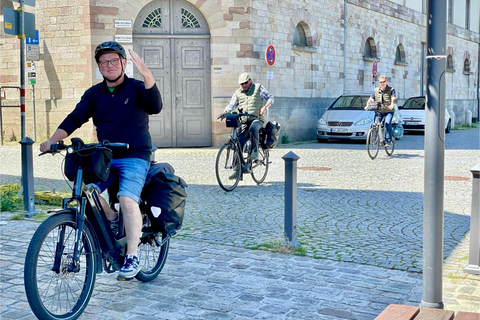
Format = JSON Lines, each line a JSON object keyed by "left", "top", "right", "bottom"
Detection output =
{"left": 52, "top": 166, "right": 126, "bottom": 275}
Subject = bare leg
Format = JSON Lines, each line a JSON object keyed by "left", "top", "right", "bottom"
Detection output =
{"left": 98, "top": 196, "right": 118, "bottom": 221}
{"left": 119, "top": 196, "right": 142, "bottom": 256}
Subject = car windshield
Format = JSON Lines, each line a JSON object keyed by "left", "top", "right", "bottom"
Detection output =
{"left": 402, "top": 97, "right": 425, "bottom": 110}
{"left": 329, "top": 96, "right": 369, "bottom": 110}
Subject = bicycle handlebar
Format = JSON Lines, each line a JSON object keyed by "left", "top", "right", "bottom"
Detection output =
{"left": 217, "top": 111, "right": 258, "bottom": 121}
{"left": 39, "top": 139, "right": 129, "bottom": 156}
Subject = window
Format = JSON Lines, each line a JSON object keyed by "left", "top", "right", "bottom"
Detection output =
{"left": 363, "top": 37, "right": 377, "bottom": 60}
{"left": 294, "top": 23, "right": 307, "bottom": 46}
{"left": 395, "top": 44, "right": 406, "bottom": 65}
{"left": 463, "top": 58, "right": 470, "bottom": 74}
{"left": 143, "top": 8, "right": 162, "bottom": 28}
{"left": 447, "top": 55, "right": 454, "bottom": 72}
{"left": 181, "top": 8, "right": 200, "bottom": 29}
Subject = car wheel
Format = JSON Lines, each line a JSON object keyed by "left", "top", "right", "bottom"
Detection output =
{"left": 445, "top": 120, "right": 451, "bottom": 134}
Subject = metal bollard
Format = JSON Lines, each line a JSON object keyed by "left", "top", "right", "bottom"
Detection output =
{"left": 20, "top": 137, "right": 38, "bottom": 217}
{"left": 465, "top": 164, "right": 480, "bottom": 275}
{"left": 282, "top": 151, "right": 301, "bottom": 247}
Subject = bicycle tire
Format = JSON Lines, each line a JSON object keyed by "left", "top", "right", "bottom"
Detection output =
{"left": 215, "top": 143, "right": 242, "bottom": 192}
{"left": 24, "top": 213, "right": 97, "bottom": 320}
{"left": 251, "top": 148, "right": 269, "bottom": 184}
{"left": 135, "top": 233, "right": 170, "bottom": 282}
{"left": 385, "top": 139, "right": 395, "bottom": 156}
{"left": 366, "top": 127, "right": 380, "bottom": 160}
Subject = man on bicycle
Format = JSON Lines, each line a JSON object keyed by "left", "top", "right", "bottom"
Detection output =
{"left": 39, "top": 41, "right": 162, "bottom": 280}
{"left": 224, "top": 73, "right": 274, "bottom": 160}
{"left": 365, "top": 75, "right": 397, "bottom": 145}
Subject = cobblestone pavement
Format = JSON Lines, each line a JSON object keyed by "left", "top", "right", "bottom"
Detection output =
{"left": 1, "top": 128, "right": 479, "bottom": 319}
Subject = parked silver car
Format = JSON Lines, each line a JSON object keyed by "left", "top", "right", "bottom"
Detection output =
{"left": 399, "top": 96, "right": 452, "bottom": 133}
{"left": 316, "top": 94, "right": 373, "bottom": 142}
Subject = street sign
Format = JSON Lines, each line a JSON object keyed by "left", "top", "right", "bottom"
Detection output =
{"left": 7, "top": 0, "right": 35, "bottom": 7}
{"left": 373, "top": 59, "right": 378, "bottom": 77}
{"left": 3, "top": 8, "right": 35, "bottom": 38}
{"left": 27, "top": 62, "right": 36, "bottom": 84}
{"left": 26, "top": 29, "right": 39, "bottom": 45}
{"left": 26, "top": 45, "right": 40, "bottom": 61}
{"left": 266, "top": 45, "right": 275, "bottom": 66}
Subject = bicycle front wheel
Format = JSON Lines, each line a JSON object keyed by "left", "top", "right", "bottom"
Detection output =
{"left": 366, "top": 127, "right": 380, "bottom": 160}
{"left": 251, "top": 148, "right": 269, "bottom": 184}
{"left": 135, "top": 233, "right": 170, "bottom": 282}
{"left": 24, "top": 213, "right": 97, "bottom": 320}
{"left": 215, "top": 143, "right": 242, "bottom": 191}
{"left": 385, "top": 139, "right": 395, "bottom": 156}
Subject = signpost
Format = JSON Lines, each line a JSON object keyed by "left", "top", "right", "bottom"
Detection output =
{"left": 3, "top": 0, "right": 37, "bottom": 216}
{"left": 265, "top": 45, "right": 275, "bottom": 122}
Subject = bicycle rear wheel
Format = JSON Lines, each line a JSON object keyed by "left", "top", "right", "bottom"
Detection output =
{"left": 24, "top": 213, "right": 97, "bottom": 320}
{"left": 385, "top": 139, "right": 395, "bottom": 156}
{"left": 135, "top": 233, "right": 170, "bottom": 282}
{"left": 215, "top": 143, "right": 242, "bottom": 192}
{"left": 251, "top": 148, "right": 269, "bottom": 184}
{"left": 366, "top": 127, "right": 380, "bottom": 160}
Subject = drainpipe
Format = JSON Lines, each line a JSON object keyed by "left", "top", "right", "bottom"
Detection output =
{"left": 343, "top": 0, "right": 347, "bottom": 94}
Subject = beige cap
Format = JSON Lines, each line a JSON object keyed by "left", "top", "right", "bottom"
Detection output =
{"left": 238, "top": 73, "right": 250, "bottom": 84}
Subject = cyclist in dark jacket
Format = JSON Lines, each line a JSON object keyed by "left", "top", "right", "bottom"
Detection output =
{"left": 40, "top": 41, "right": 162, "bottom": 280}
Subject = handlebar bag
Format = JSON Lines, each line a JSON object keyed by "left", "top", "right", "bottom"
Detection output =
{"left": 366, "top": 101, "right": 382, "bottom": 111}
{"left": 141, "top": 171, "right": 187, "bottom": 236}
{"left": 225, "top": 113, "right": 241, "bottom": 128}
{"left": 261, "top": 121, "right": 281, "bottom": 149}
{"left": 64, "top": 147, "right": 113, "bottom": 184}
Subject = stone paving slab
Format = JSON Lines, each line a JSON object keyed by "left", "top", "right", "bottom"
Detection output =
{"left": 1, "top": 128, "right": 479, "bottom": 319}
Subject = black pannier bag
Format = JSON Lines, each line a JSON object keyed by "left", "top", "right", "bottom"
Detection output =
{"left": 141, "top": 167, "right": 187, "bottom": 236}
{"left": 261, "top": 121, "right": 281, "bottom": 149}
{"left": 64, "top": 147, "right": 113, "bottom": 184}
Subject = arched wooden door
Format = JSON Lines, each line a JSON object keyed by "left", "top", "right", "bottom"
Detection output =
{"left": 133, "top": 0, "right": 211, "bottom": 147}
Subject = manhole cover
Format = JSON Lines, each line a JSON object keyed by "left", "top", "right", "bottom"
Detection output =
{"left": 444, "top": 176, "right": 469, "bottom": 181}
{"left": 298, "top": 166, "right": 332, "bottom": 171}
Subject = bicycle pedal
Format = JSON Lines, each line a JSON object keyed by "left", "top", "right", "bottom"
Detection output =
{"left": 117, "top": 276, "right": 134, "bottom": 281}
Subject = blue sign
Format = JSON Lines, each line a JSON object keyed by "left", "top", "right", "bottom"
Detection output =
{"left": 26, "top": 30, "right": 39, "bottom": 45}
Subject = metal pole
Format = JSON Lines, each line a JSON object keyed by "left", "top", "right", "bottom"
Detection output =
{"left": 464, "top": 164, "right": 480, "bottom": 275}
{"left": 32, "top": 84, "right": 36, "bottom": 140}
{"left": 19, "top": 0, "right": 26, "bottom": 140}
{"left": 421, "top": 0, "right": 447, "bottom": 309}
{"left": 20, "top": 137, "right": 37, "bottom": 217}
{"left": 282, "top": 151, "right": 300, "bottom": 247}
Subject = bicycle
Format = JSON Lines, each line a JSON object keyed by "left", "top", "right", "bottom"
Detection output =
{"left": 366, "top": 111, "right": 395, "bottom": 159}
{"left": 24, "top": 138, "right": 170, "bottom": 320}
{"left": 215, "top": 112, "right": 270, "bottom": 192}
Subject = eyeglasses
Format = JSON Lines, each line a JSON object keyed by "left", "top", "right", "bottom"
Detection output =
{"left": 379, "top": 80, "right": 386, "bottom": 84}
{"left": 99, "top": 58, "right": 121, "bottom": 67}
{"left": 240, "top": 80, "right": 249, "bottom": 86}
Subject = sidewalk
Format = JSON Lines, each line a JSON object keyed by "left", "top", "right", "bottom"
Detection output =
{"left": 1, "top": 130, "right": 479, "bottom": 319}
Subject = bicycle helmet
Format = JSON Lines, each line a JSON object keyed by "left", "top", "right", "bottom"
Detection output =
{"left": 94, "top": 41, "right": 126, "bottom": 62}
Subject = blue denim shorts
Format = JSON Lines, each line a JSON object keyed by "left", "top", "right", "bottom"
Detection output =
{"left": 92, "top": 158, "right": 150, "bottom": 203}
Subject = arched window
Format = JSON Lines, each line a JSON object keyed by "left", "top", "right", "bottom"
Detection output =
{"left": 447, "top": 55, "right": 454, "bottom": 72}
{"left": 293, "top": 23, "right": 308, "bottom": 46}
{"left": 363, "top": 37, "right": 377, "bottom": 60}
{"left": 395, "top": 44, "right": 406, "bottom": 65}
{"left": 143, "top": 8, "right": 162, "bottom": 28}
{"left": 463, "top": 58, "right": 471, "bottom": 74}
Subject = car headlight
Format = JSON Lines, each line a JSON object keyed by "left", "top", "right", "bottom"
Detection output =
{"left": 318, "top": 118, "right": 326, "bottom": 125}
{"left": 354, "top": 118, "right": 372, "bottom": 126}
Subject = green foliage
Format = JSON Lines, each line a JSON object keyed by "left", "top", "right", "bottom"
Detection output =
{"left": 0, "top": 184, "right": 23, "bottom": 212}
{"left": 281, "top": 134, "right": 289, "bottom": 144}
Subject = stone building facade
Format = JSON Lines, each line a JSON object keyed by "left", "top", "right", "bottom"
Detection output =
{"left": 1, "top": 0, "right": 479, "bottom": 146}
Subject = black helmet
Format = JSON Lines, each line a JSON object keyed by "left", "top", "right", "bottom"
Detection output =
{"left": 94, "top": 41, "right": 126, "bottom": 62}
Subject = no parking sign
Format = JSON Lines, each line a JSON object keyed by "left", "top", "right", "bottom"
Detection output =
{"left": 266, "top": 45, "right": 275, "bottom": 66}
